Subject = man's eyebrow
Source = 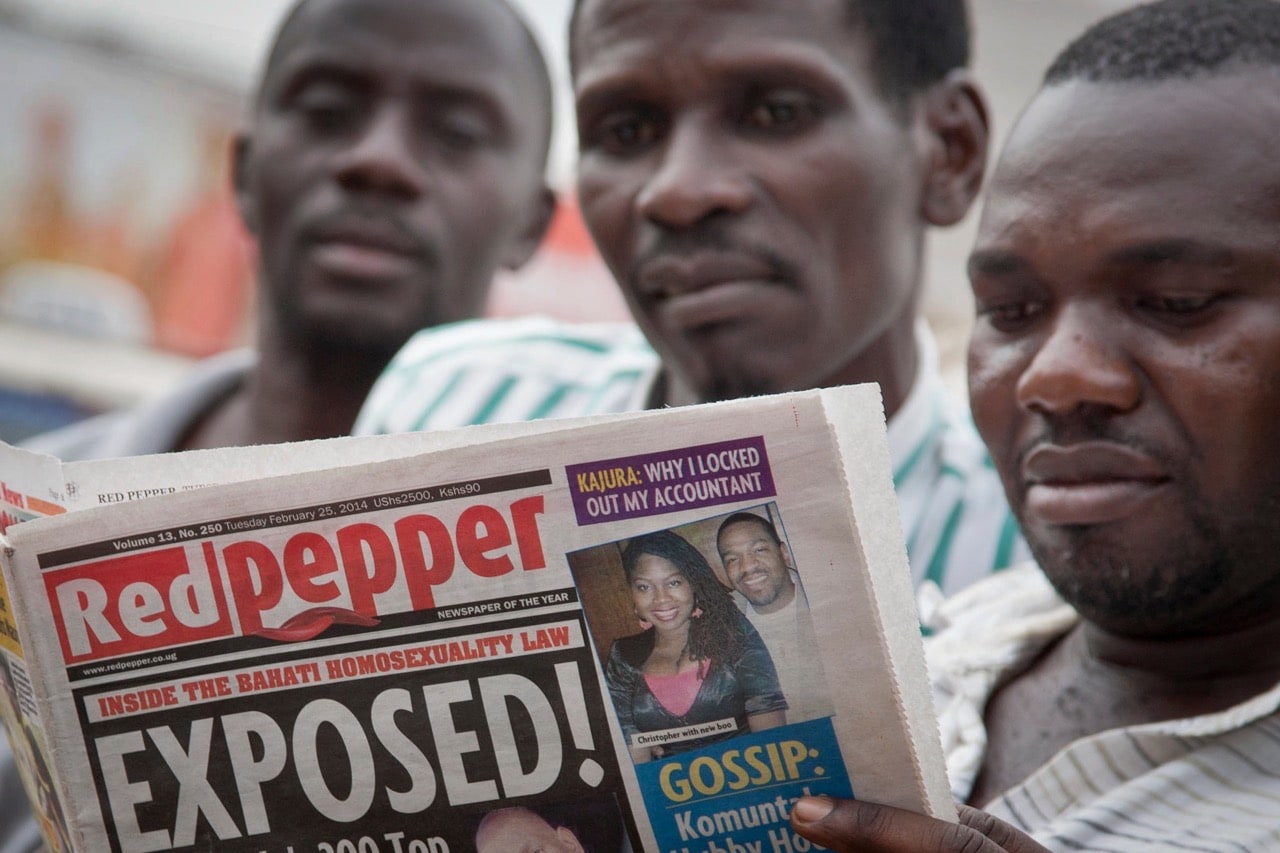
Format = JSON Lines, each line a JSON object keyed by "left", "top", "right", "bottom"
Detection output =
{"left": 269, "top": 54, "right": 366, "bottom": 98}
{"left": 966, "top": 250, "right": 1029, "bottom": 280}
{"left": 574, "top": 80, "right": 639, "bottom": 120}
{"left": 1102, "top": 239, "right": 1235, "bottom": 269}
{"left": 576, "top": 50, "right": 846, "bottom": 116}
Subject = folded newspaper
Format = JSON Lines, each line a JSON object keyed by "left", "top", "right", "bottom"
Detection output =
{"left": 0, "top": 384, "right": 950, "bottom": 853}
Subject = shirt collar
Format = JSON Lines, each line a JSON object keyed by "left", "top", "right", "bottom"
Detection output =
{"left": 885, "top": 319, "right": 938, "bottom": 471}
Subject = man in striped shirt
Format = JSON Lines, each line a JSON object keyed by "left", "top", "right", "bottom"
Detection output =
{"left": 356, "top": 0, "right": 1030, "bottom": 597}
{"left": 791, "top": 2, "right": 1280, "bottom": 850}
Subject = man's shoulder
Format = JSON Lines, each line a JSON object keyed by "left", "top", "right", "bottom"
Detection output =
{"left": 384, "top": 316, "right": 652, "bottom": 371}
{"left": 20, "top": 409, "right": 130, "bottom": 460}
{"left": 356, "top": 316, "right": 661, "bottom": 434}
{"left": 926, "top": 564, "right": 1078, "bottom": 802}
{"left": 20, "top": 350, "right": 253, "bottom": 461}
{"left": 924, "top": 565, "right": 1076, "bottom": 678}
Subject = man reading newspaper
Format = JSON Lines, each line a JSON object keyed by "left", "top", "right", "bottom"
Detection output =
{"left": 356, "top": 0, "right": 1031, "bottom": 598}
{"left": 790, "top": 1, "right": 1280, "bottom": 849}
{"left": 1, "top": 0, "right": 556, "bottom": 849}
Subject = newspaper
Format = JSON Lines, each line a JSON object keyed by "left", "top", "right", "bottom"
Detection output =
{"left": 0, "top": 384, "right": 951, "bottom": 853}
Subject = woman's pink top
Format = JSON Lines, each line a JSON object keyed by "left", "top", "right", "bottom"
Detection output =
{"left": 643, "top": 661, "right": 709, "bottom": 717}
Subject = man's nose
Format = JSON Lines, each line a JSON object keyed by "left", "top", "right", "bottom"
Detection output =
{"left": 333, "top": 104, "right": 428, "bottom": 199}
{"left": 636, "top": 119, "right": 752, "bottom": 228}
{"left": 1015, "top": 303, "right": 1141, "bottom": 416}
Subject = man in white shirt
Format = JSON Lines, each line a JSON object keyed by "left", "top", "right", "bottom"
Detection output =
{"left": 357, "top": 0, "right": 1030, "bottom": 597}
{"left": 788, "top": 1, "right": 1280, "bottom": 850}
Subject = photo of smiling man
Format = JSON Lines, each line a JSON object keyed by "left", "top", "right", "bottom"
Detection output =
{"left": 715, "top": 508, "right": 832, "bottom": 724}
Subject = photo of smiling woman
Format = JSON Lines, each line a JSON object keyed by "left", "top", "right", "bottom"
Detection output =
{"left": 602, "top": 530, "right": 787, "bottom": 763}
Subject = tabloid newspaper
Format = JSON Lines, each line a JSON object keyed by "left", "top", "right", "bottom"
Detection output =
{"left": 0, "top": 384, "right": 951, "bottom": 853}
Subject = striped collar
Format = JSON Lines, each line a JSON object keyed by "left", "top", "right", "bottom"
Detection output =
{"left": 886, "top": 319, "right": 942, "bottom": 477}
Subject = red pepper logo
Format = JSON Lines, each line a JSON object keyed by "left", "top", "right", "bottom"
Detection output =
{"left": 250, "top": 607, "right": 380, "bottom": 643}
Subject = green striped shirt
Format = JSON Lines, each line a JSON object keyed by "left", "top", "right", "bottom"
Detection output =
{"left": 355, "top": 316, "right": 1027, "bottom": 595}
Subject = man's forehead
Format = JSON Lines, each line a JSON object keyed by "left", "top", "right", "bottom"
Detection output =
{"left": 1000, "top": 72, "right": 1280, "bottom": 179}
{"left": 979, "top": 72, "right": 1280, "bottom": 243}
{"left": 720, "top": 519, "right": 773, "bottom": 542}
{"left": 572, "top": 0, "right": 860, "bottom": 76}
{"left": 266, "top": 0, "right": 529, "bottom": 85}
{"left": 578, "top": 0, "right": 845, "bottom": 24}
{"left": 254, "top": 0, "right": 547, "bottom": 126}
{"left": 477, "top": 810, "right": 559, "bottom": 849}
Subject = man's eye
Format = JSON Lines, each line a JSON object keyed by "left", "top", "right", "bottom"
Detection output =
{"left": 432, "top": 115, "right": 493, "bottom": 152}
{"left": 584, "top": 110, "right": 659, "bottom": 155}
{"left": 1136, "top": 286, "right": 1223, "bottom": 326}
{"left": 744, "top": 92, "right": 819, "bottom": 134}
{"left": 978, "top": 300, "right": 1044, "bottom": 332}
{"left": 1137, "top": 293, "right": 1219, "bottom": 316}
{"left": 293, "top": 86, "right": 361, "bottom": 130}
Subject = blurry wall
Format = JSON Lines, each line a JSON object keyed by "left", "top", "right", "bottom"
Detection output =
{"left": 0, "top": 0, "right": 1140, "bottom": 442}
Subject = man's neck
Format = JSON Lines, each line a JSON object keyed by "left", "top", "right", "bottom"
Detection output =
{"left": 1078, "top": 609, "right": 1280, "bottom": 694}
{"left": 971, "top": 610, "right": 1280, "bottom": 805}
{"left": 181, "top": 335, "right": 392, "bottom": 451}
{"left": 655, "top": 312, "right": 921, "bottom": 418}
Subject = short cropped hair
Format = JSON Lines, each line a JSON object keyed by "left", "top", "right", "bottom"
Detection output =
{"left": 716, "top": 512, "right": 783, "bottom": 548}
{"left": 850, "top": 0, "right": 971, "bottom": 96}
{"left": 569, "top": 0, "right": 970, "bottom": 99}
{"left": 1045, "top": 0, "right": 1280, "bottom": 85}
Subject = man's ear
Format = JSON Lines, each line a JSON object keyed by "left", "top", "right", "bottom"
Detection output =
{"left": 781, "top": 543, "right": 795, "bottom": 571}
{"left": 918, "top": 69, "right": 990, "bottom": 228}
{"left": 501, "top": 185, "right": 557, "bottom": 271}
{"left": 231, "top": 130, "right": 258, "bottom": 236}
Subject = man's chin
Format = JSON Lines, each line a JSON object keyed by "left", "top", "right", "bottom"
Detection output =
{"left": 292, "top": 319, "right": 411, "bottom": 362}
{"left": 740, "top": 588, "right": 780, "bottom": 610}
{"left": 701, "top": 373, "right": 773, "bottom": 404}
{"left": 1035, "top": 538, "right": 1230, "bottom": 635}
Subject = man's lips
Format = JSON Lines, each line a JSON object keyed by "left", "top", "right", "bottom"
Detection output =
{"left": 306, "top": 217, "right": 427, "bottom": 279}
{"left": 1021, "top": 442, "right": 1170, "bottom": 526}
{"left": 636, "top": 253, "right": 778, "bottom": 299}
{"left": 635, "top": 253, "right": 785, "bottom": 328}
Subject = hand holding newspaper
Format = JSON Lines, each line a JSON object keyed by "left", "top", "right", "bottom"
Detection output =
{"left": 0, "top": 384, "right": 950, "bottom": 853}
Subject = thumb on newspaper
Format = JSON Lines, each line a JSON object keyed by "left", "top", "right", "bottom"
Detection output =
{"left": 789, "top": 796, "right": 1052, "bottom": 853}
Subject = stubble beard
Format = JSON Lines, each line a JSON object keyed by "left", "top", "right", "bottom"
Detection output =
{"left": 1026, "top": 488, "right": 1280, "bottom": 638}
{"left": 703, "top": 371, "right": 773, "bottom": 404}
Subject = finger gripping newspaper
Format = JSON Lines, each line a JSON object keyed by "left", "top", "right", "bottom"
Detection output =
{"left": 0, "top": 384, "right": 951, "bottom": 853}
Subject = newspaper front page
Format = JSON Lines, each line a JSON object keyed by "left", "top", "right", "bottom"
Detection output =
{"left": 0, "top": 384, "right": 950, "bottom": 852}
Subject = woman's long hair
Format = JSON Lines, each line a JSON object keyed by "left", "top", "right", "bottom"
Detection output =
{"left": 621, "top": 530, "right": 746, "bottom": 666}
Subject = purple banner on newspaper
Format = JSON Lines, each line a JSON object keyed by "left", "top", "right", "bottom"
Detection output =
{"left": 566, "top": 436, "right": 776, "bottom": 525}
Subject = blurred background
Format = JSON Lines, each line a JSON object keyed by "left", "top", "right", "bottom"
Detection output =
{"left": 0, "top": 0, "right": 1140, "bottom": 444}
